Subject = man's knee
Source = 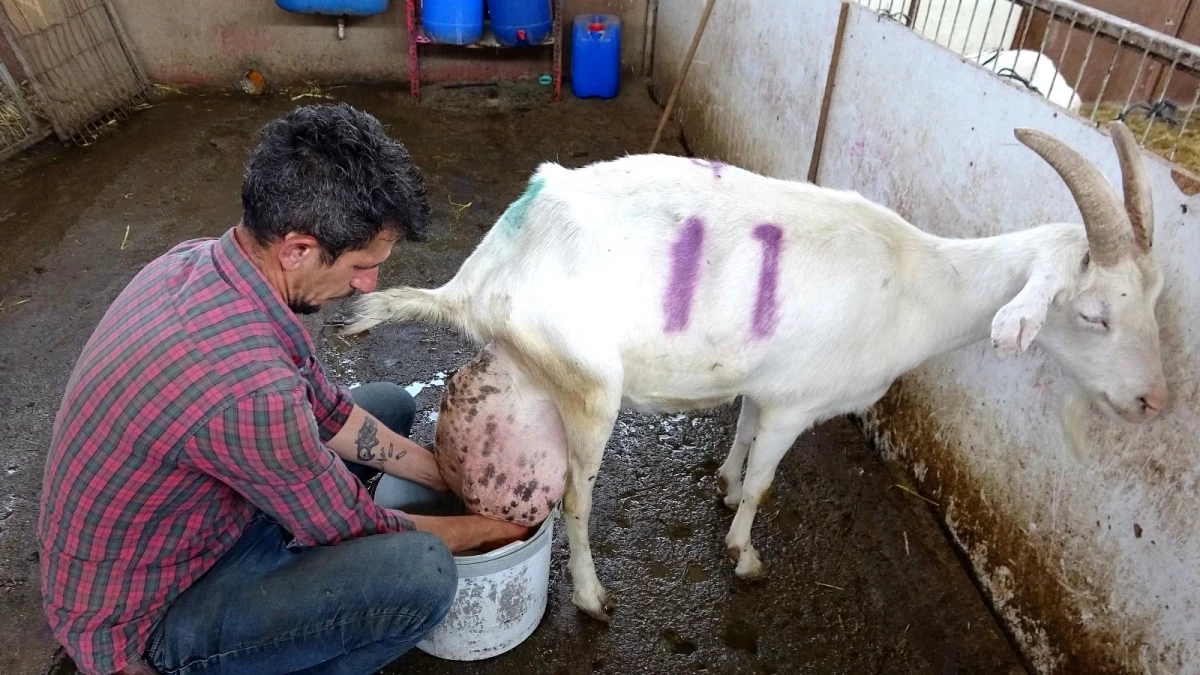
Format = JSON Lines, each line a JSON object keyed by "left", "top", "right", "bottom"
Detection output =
{"left": 370, "top": 531, "right": 456, "bottom": 631}
{"left": 351, "top": 382, "right": 416, "bottom": 436}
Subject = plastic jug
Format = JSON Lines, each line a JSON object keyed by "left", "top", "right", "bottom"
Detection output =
{"left": 571, "top": 14, "right": 620, "bottom": 99}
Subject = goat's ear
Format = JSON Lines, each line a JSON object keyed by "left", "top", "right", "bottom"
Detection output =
{"left": 990, "top": 269, "right": 1065, "bottom": 357}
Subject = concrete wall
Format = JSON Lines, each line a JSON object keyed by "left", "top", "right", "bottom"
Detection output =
{"left": 653, "top": 2, "right": 1199, "bottom": 673}
{"left": 110, "top": 0, "right": 646, "bottom": 89}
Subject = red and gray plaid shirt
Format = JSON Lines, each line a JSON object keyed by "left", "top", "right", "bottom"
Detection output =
{"left": 37, "top": 228, "right": 414, "bottom": 675}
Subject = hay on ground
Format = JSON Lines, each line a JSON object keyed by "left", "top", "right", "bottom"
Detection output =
{"left": 1083, "top": 103, "right": 1200, "bottom": 177}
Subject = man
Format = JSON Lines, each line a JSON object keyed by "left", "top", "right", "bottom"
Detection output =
{"left": 37, "top": 103, "right": 528, "bottom": 675}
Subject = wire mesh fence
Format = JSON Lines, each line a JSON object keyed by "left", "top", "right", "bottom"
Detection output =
{"left": 856, "top": 0, "right": 1200, "bottom": 176}
{"left": 0, "top": 0, "right": 147, "bottom": 147}
{"left": 0, "top": 56, "right": 44, "bottom": 158}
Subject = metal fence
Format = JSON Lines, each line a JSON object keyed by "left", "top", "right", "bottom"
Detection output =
{"left": 0, "top": 55, "right": 46, "bottom": 159}
{"left": 0, "top": 0, "right": 147, "bottom": 148}
{"left": 856, "top": 0, "right": 1200, "bottom": 176}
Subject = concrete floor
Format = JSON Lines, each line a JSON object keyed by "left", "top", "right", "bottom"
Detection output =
{"left": 0, "top": 83, "right": 1025, "bottom": 675}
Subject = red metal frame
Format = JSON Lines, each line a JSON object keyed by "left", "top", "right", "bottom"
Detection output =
{"left": 405, "top": 0, "right": 563, "bottom": 102}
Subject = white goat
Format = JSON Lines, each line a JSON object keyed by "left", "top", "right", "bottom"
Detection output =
{"left": 969, "top": 48, "right": 1082, "bottom": 113}
{"left": 346, "top": 122, "right": 1166, "bottom": 621}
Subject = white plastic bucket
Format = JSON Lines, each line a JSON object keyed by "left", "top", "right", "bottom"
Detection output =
{"left": 374, "top": 474, "right": 556, "bottom": 661}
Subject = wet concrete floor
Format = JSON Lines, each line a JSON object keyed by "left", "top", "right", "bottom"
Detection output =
{"left": 0, "top": 83, "right": 1025, "bottom": 674}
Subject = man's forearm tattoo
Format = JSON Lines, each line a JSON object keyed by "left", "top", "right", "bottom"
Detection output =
{"left": 355, "top": 418, "right": 380, "bottom": 462}
{"left": 383, "top": 443, "right": 408, "bottom": 462}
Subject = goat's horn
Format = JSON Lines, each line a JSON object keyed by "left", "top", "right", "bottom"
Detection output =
{"left": 1108, "top": 120, "right": 1154, "bottom": 251}
{"left": 1014, "top": 127, "right": 1130, "bottom": 266}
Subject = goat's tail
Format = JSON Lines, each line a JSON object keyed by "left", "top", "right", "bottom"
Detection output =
{"left": 341, "top": 285, "right": 482, "bottom": 342}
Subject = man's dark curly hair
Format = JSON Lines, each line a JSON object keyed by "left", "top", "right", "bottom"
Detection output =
{"left": 241, "top": 103, "right": 431, "bottom": 263}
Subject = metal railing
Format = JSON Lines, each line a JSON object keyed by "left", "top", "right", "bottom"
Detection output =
{"left": 857, "top": 0, "right": 1200, "bottom": 175}
{"left": 0, "top": 56, "right": 46, "bottom": 159}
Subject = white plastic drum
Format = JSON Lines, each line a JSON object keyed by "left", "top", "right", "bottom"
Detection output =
{"left": 374, "top": 474, "right": 556, "bottom": 661}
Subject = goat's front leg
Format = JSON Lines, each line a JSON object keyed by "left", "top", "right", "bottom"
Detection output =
{"left": 717, "top": 396, "right": 759, "bottom": 510}
{"left": 561, "top": 393, "right": 621, "bottom": 622}
{"left": 724, "top": 406, "right": 812, "bottom": 580}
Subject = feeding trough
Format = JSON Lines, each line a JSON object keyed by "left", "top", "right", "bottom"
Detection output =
{"left": 374, "top": 474, "right": 556, "bottom": 661}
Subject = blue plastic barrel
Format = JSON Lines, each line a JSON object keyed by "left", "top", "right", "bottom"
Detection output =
{"left": 275, "top": 0, "right": 388, "bottom": 15}
{"left": 571, "top": 14, "right": 620, "bottom": 99}
{"left": 487, "top": 0, "right": 552, "bottom": 46}
{"left": 423, "top": 0, "right": 485, "bottom": 45}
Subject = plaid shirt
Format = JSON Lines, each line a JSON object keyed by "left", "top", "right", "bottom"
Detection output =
{"left": 37, "top": 228, "right": 414, "bottom": 675}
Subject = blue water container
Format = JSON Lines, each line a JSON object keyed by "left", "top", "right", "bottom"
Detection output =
{"left": 423, "top": 0, "right": 485, "bottom": 45}
{"left": 571, "top": 14, "right": 620, "bottom": 99}
{"left": 487, "top": 0, "right": 552, "bottom": 46}
{"left": 275, "top": 0, "right": 388, "bottom": 15}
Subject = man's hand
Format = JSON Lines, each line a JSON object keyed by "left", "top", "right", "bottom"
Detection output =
{"left": 328, "top": 405, "right": 449, "bottom": 492}
{"left": 407, "top": 513, "right": 534, "bottom": 554}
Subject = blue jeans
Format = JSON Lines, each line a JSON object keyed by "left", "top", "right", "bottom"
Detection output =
{"left": 144, "top": 383, "right": 455, "bottom": 675}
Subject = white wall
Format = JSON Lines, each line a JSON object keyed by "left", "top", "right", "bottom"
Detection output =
{"left": 653, "top": 2, "right": 1200, "bottom": 673}
{"left": 650, "top": 0, "right": 842, "bottom": 178}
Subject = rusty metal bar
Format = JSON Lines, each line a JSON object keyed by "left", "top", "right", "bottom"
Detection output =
{"left": 1169, "top": 85, "right": 1200, "bottom": 162}
{"left": 1026, "top": 2, "right": 1055, "bottom": 95}
{"left": 1044, "top": 8, "right": 1076, "bottom": 110}
{"left": 1090, "top": 28, "right": 1125, "bottom": 121}
{"left": 962, "top": 0, "right": 981, "bottom": 54}
{"left": 947, "top": 0, "right": 964, "bottom": 51}
{"left": 1121, "top": 44, "right": 1152, "bottom": 119}
{"left": 1141, "top": 48, "right": 1182, "bottom": 146}
{"left": 975, "top": 0, "right": 999, "bottom": 63}
{"left": 1013, "top": 0, "right": 1200, "bottom": 73}
{"left": 1071, "top": 20, "right": 1099, "bottom": 109}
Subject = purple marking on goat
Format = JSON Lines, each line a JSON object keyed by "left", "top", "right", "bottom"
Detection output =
{"left": 691, "top": 158, "right": 726, "bottom": 179}
{"left": 752, "top": 224, "right": 783, "bottom": 338}
{"left": 663, "top": 218, "right": 705, "bottom": 332}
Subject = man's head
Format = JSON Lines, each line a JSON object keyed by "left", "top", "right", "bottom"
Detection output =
{"left": 240, "top": 103, "right": 430, "bottom": 314}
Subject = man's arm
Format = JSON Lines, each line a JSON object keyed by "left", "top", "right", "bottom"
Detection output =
{"left": 327, "top": 404, "right": 447, "bottom": 492}
{"left": 182, "top": 388, "right": 417, "bottom": 545}
{"left": 408, "top": 514, "right": 532, "bottom": 553}
{"left": 186, "top": 388, "right": 529, "bottom": 553}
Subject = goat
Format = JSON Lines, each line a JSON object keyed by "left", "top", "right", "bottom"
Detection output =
{"left": 968, "top": 48, "right": 1082, "bottom": 113}
{"left": 345, "top": 121, "right": 1166, "bottom": 621}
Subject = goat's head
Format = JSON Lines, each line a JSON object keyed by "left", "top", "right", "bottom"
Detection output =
{"left": 992, "top": 121, "right": 1167, "bottom": 423}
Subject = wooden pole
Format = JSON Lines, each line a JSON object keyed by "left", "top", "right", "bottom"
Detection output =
{"left": 808, "top": 1, "right": 851, "bottom": 184}
{"left": 648, "top": 0, "right": 717, "bottom": 153}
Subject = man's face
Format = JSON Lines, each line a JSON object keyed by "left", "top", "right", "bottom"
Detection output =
{"left": 277, "top": 230, "right": 398, "bottom": 315}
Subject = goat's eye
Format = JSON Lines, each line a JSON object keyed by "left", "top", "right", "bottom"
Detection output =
{"left": 1079, "top": 312, "right": 1109, "bottom": 330}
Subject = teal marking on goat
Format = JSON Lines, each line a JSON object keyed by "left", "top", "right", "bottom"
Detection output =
{"left": 497, "top": 176, "right": 546, "bottom": 234}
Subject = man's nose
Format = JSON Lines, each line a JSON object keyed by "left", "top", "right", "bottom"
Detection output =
{"left": 352, "top": 268, "right": 379, "bottom": 294}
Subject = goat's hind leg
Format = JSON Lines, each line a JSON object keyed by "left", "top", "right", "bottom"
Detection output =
{"left": 716, "top": 396, "right": 759, "bottom": 510}
{"left": 558, "top": 383, "right": 622, "bottom": 622}
{"left": 725, "top": 404, "right": 812, "bottom": 579}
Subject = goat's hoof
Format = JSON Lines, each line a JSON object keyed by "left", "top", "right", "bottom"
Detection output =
{"left": 734, "top": 548, "right": 765, "bottom": 580}
{"left": 725, "top": 545, "right": 740, "bottom": 563}
{"left": 721, "top": 492, "right": 741, "bottom": 511}
{"left": 573, "top": 595, "right": 614, "bottom": 623}
{"left": 717, "top": 475, "right": 729, "bottom": 494}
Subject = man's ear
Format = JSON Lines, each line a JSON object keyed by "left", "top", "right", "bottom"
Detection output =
{"left": 991, "top": 267, "right": 1067, "bottom": 358}
{"left": 278, "top": 233, "right": 320, "bottom": 271}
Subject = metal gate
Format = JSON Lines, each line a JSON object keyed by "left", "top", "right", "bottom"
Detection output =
{"left": 0, "top": 0, "right": 147, "bottom": 149}
{"left": 0, "top": 50, "right": 45, "bottom": 159}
